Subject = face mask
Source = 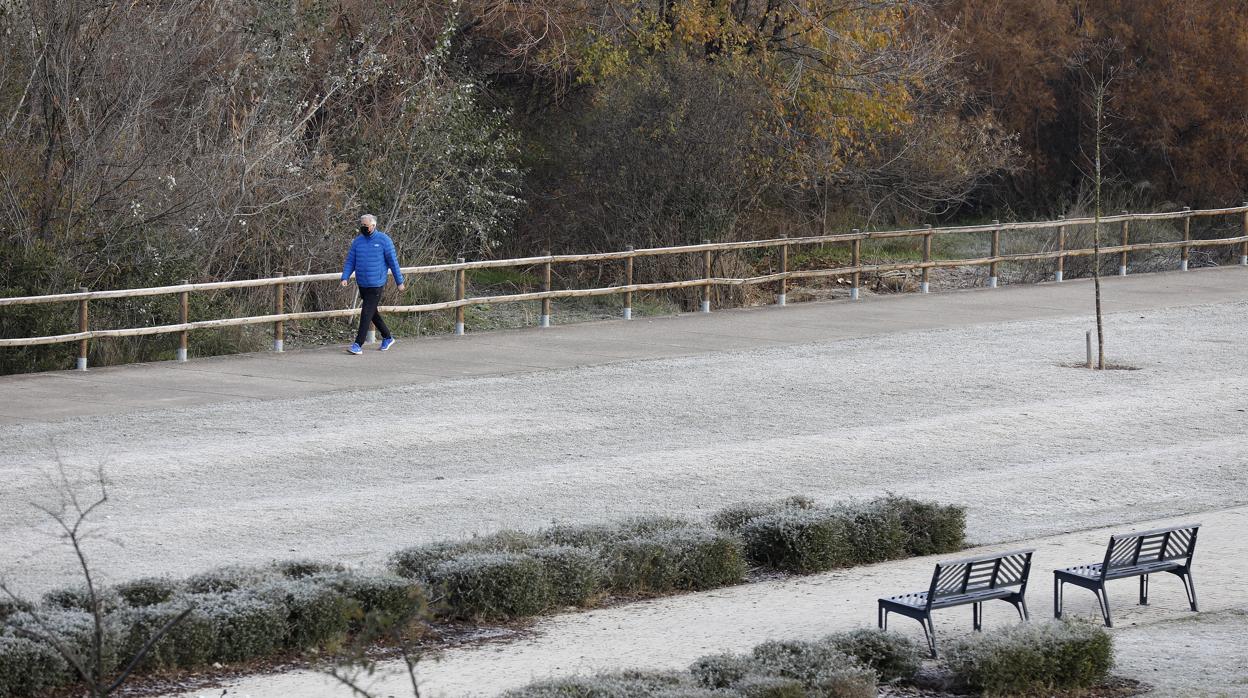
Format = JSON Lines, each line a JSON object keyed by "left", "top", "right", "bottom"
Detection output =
{"left": 359, "top": 225, "right": 371, "bottom": 236}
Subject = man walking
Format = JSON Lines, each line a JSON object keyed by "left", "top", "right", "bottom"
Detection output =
{"left": 340, "top": 214, "right": 405, "bottom": 354}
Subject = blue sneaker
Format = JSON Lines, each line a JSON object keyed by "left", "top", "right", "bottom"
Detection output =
{"left": 347, "top": 343, "right": 363, "bottom": 355}
{"left": 379, "top": 337, "right": 396, "bottom": 351}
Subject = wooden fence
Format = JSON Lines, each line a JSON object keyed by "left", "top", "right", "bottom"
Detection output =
{"left": 2, "top": 205, "right": 1246, "bottom": 370}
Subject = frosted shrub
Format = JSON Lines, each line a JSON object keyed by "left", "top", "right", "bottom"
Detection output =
{"left": 191, "top": 591, "right": 287, "bottom": 662}
{"left": 528, "top": 546, "right": 604, "bottom": 606}
{"left": 118, "top": 602, "right": 215, "bottom": 670}
{"left": 739, "top": 509, "right": 853, "bottom": 573}
{"left": 878, "top": 496, "right": 966, "bottom": 556}
{"left": 501, "top": 670, "right": 693, "bottom": 697}
{"left": 604, "top": 527, "right": 745, "bottom": 594}
{"left": 749, "top": 639, "right": 877, "bottom": 697}
{"left": 185, "top": 565, "right": 277, "bottom": 594}
{"left": 3, "top": 608, "right": 125, "bottom": 679}
{"left": 604, "top": 535, "right": 681, "bottom": 594}
{"left": 317, "top": 571, "right": 425, "bottom": 623}
{"left": 0, "top": 635, "right": 70, "bottom": 697}
{"left": 832, "top": 502, "right": 908, "bottom": 564}
{"left": 732, "top": 675, "right": 806, "bottom": 698}
{"left": 258, "top": 579, "right": 353, "bottom": 650}
{"left": 822, "top": 629, "right": 922, "bottom": 682}
{"left": 690, "top": 652, "right": 757, "bottom": 688}
{"left": 426, "top": 553, "right": 552, "bottom": 621}
{"left": 273, "top": 559, "right": 346, "bottom": 579}
{"left": 711, "top": 496, "right": 816, "bottom": 533}
{"left": 657, "top": 528, "right": 747, "bottom": 590}
{"left": 114, "top": 577, "right": 181, "bottom": 607}
{"left": 944, "top": 620, "right": 1113, "bottom": 695}
{"left": 391, "top": 530, "right": 540, "bottom": 579}
{"left": 543, "top": 516, "right": 693, "bottom": 550}
{"left": 40, "top": 585, "right": 121, "bottom": 614}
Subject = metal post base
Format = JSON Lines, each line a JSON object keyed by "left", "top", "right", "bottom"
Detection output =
{"left": 1180, "top": 260, "right": 1189, "bottom": 271}
{"left": 539, "top": 315, "right": 551, "bottom": 328}
{"left": 623, "top": 308, "right": 632, "bottom": 320}
{"left": 700, "top": 300, "right": 710, "bottom": 313}
{"left": 988, "top": 276, "right": 998, "bottom": 288}
{"left": 176, "top": 348, "right": 187, "bottom": 363}
{"left": 850, "top": 288, "right": 859, "bottom": 301}
{"left": 1118, "top": 266, "right": 1127, "bottom": 277}
{"left": 777, "top": 293, "right": 786, "bottom": 306}
{"left": 273, "top": 339, "right": 284, "bottom": 353}
{"left": 76, "top": 357, "right": 88, "bottom": 371}
{"left": 920, "top": 282, "right": 929, "bottom": 294}
{"left": 1056, "top": 271, "right": 1064, "bottom": 282}
{"left": 366, "top": 330, "right": 376, "bottom": 344}
{"left": 454, "top": 322, "right": 464, "bottom": 336}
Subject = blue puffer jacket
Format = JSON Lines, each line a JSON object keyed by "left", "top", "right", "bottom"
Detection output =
{"left": 341, "top": 230, "right": 404, "bottom": 288}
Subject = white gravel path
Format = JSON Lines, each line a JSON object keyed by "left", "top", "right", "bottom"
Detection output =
{"left": 2, "top": 300, "right": 1247, "bottom": 598}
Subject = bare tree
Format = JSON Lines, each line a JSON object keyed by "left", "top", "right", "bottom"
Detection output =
{"left": 1075, "top": 44, "right": 1121, "bottom": 370}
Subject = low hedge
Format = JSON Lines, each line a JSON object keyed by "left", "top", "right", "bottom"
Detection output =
{"left": 509, "top": 622, "right": 1115, "bottom": 697}
{"left": 528, "top": 545, "right": 605, "bottom": 607}
{"left": 736, "top": 497, "right": 966, "bottom": 573}
{"left": 944, "top": 620, "right": 1113, "bottom": 696}
{"left": 427, "top": 553, "right": 552, "bottom": 621}
{"left": 0, "top": 494, "right": 962, "bottom": 697}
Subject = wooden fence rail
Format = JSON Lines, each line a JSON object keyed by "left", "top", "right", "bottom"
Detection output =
{"left": 3, "top": 206, "right": 1247, "bottom": 369}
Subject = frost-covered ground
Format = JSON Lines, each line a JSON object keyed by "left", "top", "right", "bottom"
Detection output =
{"left": 2, "top": 299, "right": 1246, "bottom": 595}
{"left": 2, "top": 296, "right": 1247, "bottom": 697}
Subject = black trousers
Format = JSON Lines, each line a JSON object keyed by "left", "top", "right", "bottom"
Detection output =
{"left": 355, "top": 286, "right": 391, "bottom": 345}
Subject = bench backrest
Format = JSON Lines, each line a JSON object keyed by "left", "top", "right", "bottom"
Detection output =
{"left": 1100, "top": 523, "right": 1200, "bottom": 580}
{"left": 925, "top": 549, "right": 1034, "bottom": 610}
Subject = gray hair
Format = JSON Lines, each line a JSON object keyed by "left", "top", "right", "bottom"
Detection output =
{"left": 359, "top": 214, "right": 377, "bottom": 226}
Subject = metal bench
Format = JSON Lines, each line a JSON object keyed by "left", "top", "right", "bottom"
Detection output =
{"left": 1054, "top": 523, "right": 1199, "bottom": 627}
{"left": 879, "top": 549, "right": 1033, "bottom": 657}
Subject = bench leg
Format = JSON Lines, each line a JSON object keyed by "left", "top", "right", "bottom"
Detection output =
{"left": 1054, "top": 578, "right": 1063, "bottom": 619}
{"left": 879, "top": 605, "right": 887, "bottom": 630}
{"left": 1095, "top": 587, "right": 1113, "bottom": 627}
{"left": 972, "top": 602, "right": 982, "bottom": 631}
{"left": 1139, "top": 574, "right": 1149, "bottom": 605}
{"left": 922, "top": 615, "right": 937, "bottom": 659}
{"left": 1180, "top": 570, "right": 1198, "bottom": 612}
{"left": 1016, "top": 596, "right": 1030, "bottom": 621}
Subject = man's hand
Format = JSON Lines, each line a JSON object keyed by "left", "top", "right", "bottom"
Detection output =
{"left": 340, "top": 280, "right": 349, "bottom": 288}
{"left": 398, "top": 283, "right": 406, "bottom": 292}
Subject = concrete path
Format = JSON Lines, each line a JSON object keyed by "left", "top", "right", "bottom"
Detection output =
{"left": 3, "top": 267, "right": 1246, "bottom": 424}
{"left": 166, "top": 507, "right": 1248, "bottom": 698}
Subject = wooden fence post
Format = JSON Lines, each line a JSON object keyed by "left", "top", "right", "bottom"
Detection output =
{"left": 850, "top": 230, "right": 861, "bottom": 301}
{"left": 177, "top": 280, "right": 189, "bottom": 362}
{"left": 921, "top": 224, "right": 933, "bottom": 294}
{"left": 988, "top": 219, "right": 1001, "bottom": 288}
{"left": 77, "top": 288, "right": 89, "bottom": 371}
{"left": 1056, "top": 215, "right": 1066, "bottom": 282}
{"left": 540, "top": 251, "right": 552, "bottom": 327}
{"left": 273, "top": 272, "right": 285, "bottom": 353}
{"left": 701, "top": 240, "right": 712, "bottom": 312}
{"left": 1181, "top": 206, "right": 1191, "bottom": 271}
{"left": 1118, "top": 212, "right": 1129, "bottom": 276}
{"left": 624, "top": 245, "right": 634, "bottom": 320}
{"left": 455, "top": 257, "right": 466, "bottom": 336}
{"left": 778, "top": 235, "right": 788, "bottom": 306}
{"left": 1241, "top": 203, "right": 1247, "bottom": 266}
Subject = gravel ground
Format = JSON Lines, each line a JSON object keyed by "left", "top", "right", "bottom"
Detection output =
{"left": 1114, "top": 609, "right": 1248, "bottom": 697}
{"left": 2, "top": 299, "right": 1247, "bottom": 598}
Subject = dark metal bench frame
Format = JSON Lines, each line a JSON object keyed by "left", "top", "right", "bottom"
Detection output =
{"left": 878, "top": 549, "right": 1033, "bottom": 657}
{"left": 1054, "top": 523, "right": 1199, "bottom": 627}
